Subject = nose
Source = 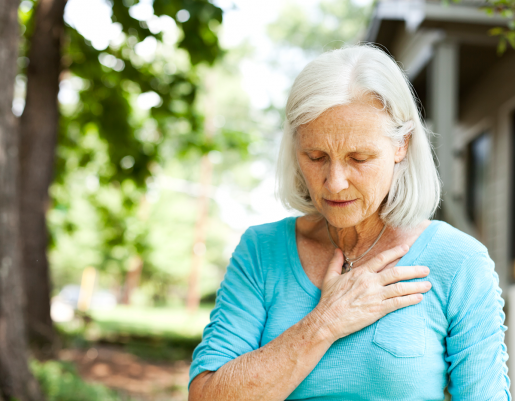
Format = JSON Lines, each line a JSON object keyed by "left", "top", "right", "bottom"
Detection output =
{"left": 324, "top": 160, "right": 349, "bottom": 194}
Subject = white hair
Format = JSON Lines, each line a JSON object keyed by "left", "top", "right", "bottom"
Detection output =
{"left": 276, "top": 43, "right": 441, "bottom": 229}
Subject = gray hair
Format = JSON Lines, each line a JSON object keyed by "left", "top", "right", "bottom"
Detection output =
{"left": 275, "top": 43, "right": 441, "bottom": 228}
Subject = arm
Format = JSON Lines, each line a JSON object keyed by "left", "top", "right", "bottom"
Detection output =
{"left": 188, "top": 226, "right": 333, "bottom": 400}
{"left": 189, "top": 310, "right": 333, "bottom": 401}
{"left": 445, "top": 251, "right": 511, "bottom": 400}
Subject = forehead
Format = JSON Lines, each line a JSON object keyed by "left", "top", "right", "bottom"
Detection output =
{"left": 296, "top": 96, "right": 391, "bottom": 149}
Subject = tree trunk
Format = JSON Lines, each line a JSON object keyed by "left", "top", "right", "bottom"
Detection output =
{"left": 0, "top": 0, "right": 44, "bottom": 400}
{"left": 121, "top": 256, "right": 143, "bottom": 305}
{"left": 186, "top": 155, "right": 212, "bottom": 314}
{"left": 19, "top": 0, "right": 67, "bottom": 354}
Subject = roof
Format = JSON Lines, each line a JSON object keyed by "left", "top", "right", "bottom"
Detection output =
{"left": 366, "top": 0, "right": 511, "bottom": 43}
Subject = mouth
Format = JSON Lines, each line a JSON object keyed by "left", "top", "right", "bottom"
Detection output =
{"left": 324, "top": 199, "right": 357, "bottom": 208}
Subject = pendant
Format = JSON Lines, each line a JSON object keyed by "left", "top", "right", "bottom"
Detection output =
{"left": 342, "top": 260, "right": 352, "bottom": 274}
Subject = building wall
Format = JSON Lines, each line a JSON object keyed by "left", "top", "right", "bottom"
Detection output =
{"left": 370, "top": 14, "right": 515, "bottom": 385}
{"left": 452, "top": 49, "right": 515, "bottom": 386}
{"left": 457, "top": 51, "right": 515, "bottom": 296}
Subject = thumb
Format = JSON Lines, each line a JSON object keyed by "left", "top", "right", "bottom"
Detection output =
{"left": 324, "top": 248, "right": 344, "bottom": 283}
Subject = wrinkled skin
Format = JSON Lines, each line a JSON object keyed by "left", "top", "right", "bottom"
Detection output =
{"left": 295, "top": 94, "right": 408, "bottom": 256}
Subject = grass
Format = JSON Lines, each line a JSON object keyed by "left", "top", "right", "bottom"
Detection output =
{"left": 90, "top": 304, "right": 213, "bottom": 339}
{"left": 56, "top": 304, "right": 214, "bottom": 361}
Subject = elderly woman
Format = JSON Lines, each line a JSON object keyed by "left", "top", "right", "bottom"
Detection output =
{"left": 188, "top": 44, "right": 510, "bottom": 400}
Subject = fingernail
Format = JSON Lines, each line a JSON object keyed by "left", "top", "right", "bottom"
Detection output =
{"left": 401, "top": 244, "right": 409, "bottom": 252}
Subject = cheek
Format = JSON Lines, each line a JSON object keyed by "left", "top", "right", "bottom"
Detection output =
{"left": 356, "top": 159, "right": 394, "bottom": 200}
{"left": 297, "top": 157, "right": 323, "bottom": 184}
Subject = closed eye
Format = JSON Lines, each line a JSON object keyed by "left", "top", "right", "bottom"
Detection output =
{"left": 352, "top": 157, "right": 367, "bottom": 163}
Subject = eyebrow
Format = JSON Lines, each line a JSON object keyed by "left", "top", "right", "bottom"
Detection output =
{"left": 301, "top": 147, "right": 379, "bottom": 154}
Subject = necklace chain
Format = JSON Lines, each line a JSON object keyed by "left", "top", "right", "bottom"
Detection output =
{"left": 325, "top": 219, "right": 387, "bottom": 273}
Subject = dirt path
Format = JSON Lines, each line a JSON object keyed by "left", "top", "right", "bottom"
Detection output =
{"left": 59, "top": 346, "right": 190, "bottom": 401}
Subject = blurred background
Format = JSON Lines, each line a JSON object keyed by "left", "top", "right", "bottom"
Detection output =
{"left": 0, "top": 0, "right": 514, "bottom": 400}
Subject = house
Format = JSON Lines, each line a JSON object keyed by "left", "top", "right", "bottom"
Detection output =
{"left": 364, "top": 0, "right": 515, "bottom": 385}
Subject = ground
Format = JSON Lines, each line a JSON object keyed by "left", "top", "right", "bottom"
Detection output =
{"left": 59, "top": 345, "right": 191, "bottom": 401}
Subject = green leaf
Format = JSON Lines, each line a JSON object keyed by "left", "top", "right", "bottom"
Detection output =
{"left": 507, "top": 32, "right": 515, "bottom": 48}
{"left": 488, "top": 27, "right": 505, "bottom": 36}
{"left": 497, "top": 37, "right": 507, "bottom": 55}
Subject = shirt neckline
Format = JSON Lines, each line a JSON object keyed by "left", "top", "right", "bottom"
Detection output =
{"left": 286, "top": 216, "right": 442, "bottom": 300}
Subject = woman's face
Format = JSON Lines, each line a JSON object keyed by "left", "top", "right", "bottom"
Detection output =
{"left": 295, "top": 95, "right": 408, "bottom": 228}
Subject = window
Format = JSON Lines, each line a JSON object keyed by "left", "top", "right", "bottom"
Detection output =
{"left": 465, "top": 132, "right": 491, "bottom": 241}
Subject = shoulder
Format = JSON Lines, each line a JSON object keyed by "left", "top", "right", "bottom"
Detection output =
{"left": 424, "top": 220, "right": 489, "bottom": 264}
{"left": 243, "top": 216, "right": 295, "bottom": 244}
{"left": 417, "top": 221, "right": 496, "bottom": 308}
{"left": 232, "top": 216, "right": 295, "bottom": 275}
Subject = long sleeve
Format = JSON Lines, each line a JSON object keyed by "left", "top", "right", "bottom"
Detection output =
{"left": 445, "top": 251, "right": 511, "bottom": 400}
{"left": 188, "top": 227, "right": 267, "bottom": 389}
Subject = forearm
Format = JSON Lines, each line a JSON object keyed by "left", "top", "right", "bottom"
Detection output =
{"left": 189, "top": 310, "right": 333, "bottom": 401}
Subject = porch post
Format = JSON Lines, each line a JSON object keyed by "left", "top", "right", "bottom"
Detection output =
{"left": 429, "top": 40, "right": 459, "bottom": 224}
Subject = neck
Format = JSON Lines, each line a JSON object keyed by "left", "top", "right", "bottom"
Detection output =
{"left": 327, "top": 214, "right": 386, "bottom": 259}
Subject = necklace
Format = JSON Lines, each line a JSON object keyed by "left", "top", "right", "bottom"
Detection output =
{"left": 325, "top": 219, "right": 387, "bottom": 274}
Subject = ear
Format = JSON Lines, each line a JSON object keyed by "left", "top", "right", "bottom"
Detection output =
{"left": 394, "top": 133, "right": 410, "bottom": 163}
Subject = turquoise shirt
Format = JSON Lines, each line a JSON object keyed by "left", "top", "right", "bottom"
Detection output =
{"left": 189, "top": 217, "right": 511, "bottom": 400}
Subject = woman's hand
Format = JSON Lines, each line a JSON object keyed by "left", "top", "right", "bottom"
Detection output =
{"left": 313, "top": 245, "right": 431, "bottom": 344}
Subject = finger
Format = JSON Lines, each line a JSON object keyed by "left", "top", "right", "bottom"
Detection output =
{"left": 382, "top": 281, "right": 432, "bottom": 300}
{"left": 367, "top": 245, "right": 410, "bottom": 273}
{"left": 323, "top": 248, "right": 345, "bottom": 282}
{"left": 381, "top": 293, "right": 424, "bottom": 314}
{"left": 375, "top": 257, "right": 402, "bottom": 274}
{"left": 379, "top": 265, "right": 430, "bottom": 286}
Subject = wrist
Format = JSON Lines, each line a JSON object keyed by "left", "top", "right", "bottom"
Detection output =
{"left": 302, "top": 307, "right": 338, "bottom": 346}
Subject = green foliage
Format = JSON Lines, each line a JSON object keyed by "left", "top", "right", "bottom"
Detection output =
{"left": 17, "top": 0, "right": 259, "bottom": 300}
{"left": 52, "top": 0, "right": 249, "bottom": 187}
{"left": 450, "top": 0, "right": 515, "bottom": 55}
{"left": 114, "top": 0, "right": 224, "bottom": 66}
{"left": 47, "top": 154, "right": 235, "bottom": 301}
{"left": 482, "top": 0, "right": 515, "bottom": 55}
{"left": 57, "top": 0, "right": 221, "bottom": 186}
{"left": 31, "top": 360, "right": 127, "bottom": 401}
{"left": 18, "top": 0, "right": 284, "bottom": 309}
{"left": 488, "top": 25, "right": 515, "bottom": 55}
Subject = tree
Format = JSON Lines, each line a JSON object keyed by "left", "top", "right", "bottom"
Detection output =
{"left": 18, "top": 0, "right": 251, "bottom": 352}
{"left": 0, "top": 0, "right": 44, "bottom": 399}
{"left": 20, "top": 0, "right": 67, "bottom": 355}
{"left": 47, "top": 41, "right": 262, "bottom": 315}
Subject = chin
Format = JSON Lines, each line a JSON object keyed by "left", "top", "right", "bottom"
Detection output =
{"left": 324, "top": 211, "right": 364, "bottom": 229}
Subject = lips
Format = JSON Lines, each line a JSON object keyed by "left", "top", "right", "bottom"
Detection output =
{"left": 324, "top": 199, "right": 356, "bottom": 207}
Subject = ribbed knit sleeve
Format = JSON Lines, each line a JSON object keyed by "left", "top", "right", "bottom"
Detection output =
{"left": 188, "top": 227, "right": 266, "bottom": 389}
{"left": 445, "top": 251, "right": 511, "bottom": 400}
